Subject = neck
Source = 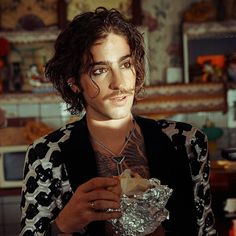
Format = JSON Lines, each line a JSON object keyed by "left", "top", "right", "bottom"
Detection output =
{"left": 87, "top": 114, "right": 134, "bottom": 154}
{"left": 87, "top": 114, "right": 133, "bottom": 138}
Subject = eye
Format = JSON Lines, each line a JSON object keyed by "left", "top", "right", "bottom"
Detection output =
{"left": 121, "top": 60, "right": 133, "bottom": 69}
{"left": 92, "top": 67, "right": 108, "bottom": 76}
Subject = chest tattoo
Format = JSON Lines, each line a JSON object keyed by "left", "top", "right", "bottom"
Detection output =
{"left": 95, "top": 129, "right": 150, "bottom": 178}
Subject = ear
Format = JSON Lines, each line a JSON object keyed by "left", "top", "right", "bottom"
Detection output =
{"left": 67, "top": 77, "right": 80, "bottom": 93}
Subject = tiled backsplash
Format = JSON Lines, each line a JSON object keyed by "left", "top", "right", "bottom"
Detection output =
{"left": 169, "top": 111, "right": 236, "bottom": 160}
{"left": 1, "top": 98, "right": 233, "bottom": 129}
{"left": 0, "top": 94, "right": 72, "bottom": 129}
{"left": 163, "top": 89, "right": 236, "bottom": 160}
{"left": 1, "top": 90, "right": 236, "bottom": 159}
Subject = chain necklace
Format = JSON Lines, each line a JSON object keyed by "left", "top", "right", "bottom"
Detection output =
{"left": 92, "top": 119, "right": 136, "bottom": 175}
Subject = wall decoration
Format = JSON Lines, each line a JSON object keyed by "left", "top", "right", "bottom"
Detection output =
{"left": 133, "top": 82, "right": 227, "bottom": 118}
{"left": 183, "top": 21, "right": 236, "bottom": 83}
{"left": 0, "top": 0, "right": 58, "bottom": 30}
{"left": 67, "top": 0, "right": 133, "bottom": 22}
{"left": 141, "top": 0, "right": 191, "bottom": 84}
{"left": 0, "top": 30, "right": 59, "bottom": 93}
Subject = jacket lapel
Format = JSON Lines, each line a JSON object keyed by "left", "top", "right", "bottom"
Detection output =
{"left": 61, "top": 117, "right": 105, "bottom": 235}
{"left": 136, "top": 117, "right": 196, "bottom": 233}
{"left": 135, "top": 116, "right": 174, "bottom": 184}
{"left": 62, "top": 116, "right": 98, "bottom": 192}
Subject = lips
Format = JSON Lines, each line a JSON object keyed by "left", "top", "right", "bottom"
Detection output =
{"left": 110, "top": 95, "right": 127, "bottom": 101}
{"left": 108, "top": 94, "right": 130, "bottom": 105}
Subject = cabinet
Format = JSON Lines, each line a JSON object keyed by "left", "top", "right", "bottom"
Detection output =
{"left": 183, "top": 21, "right": 236, "bottom": 84}
{"left": 0, "top": 29, "right": 60, "bottom": 93}
{"left": 210, "top": 162, "right": 236, "bottom": 236}
{"left": 0, "top": 189, "right": 21, "bottom": 236}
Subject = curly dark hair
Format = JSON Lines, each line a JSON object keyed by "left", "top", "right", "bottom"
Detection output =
{"left": 45, "top": 7, "right": 145, "bottom": 114}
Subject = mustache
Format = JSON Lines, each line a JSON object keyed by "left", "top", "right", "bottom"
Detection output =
{"left": 104, "top": 88, "right": 135, "bottom": 99}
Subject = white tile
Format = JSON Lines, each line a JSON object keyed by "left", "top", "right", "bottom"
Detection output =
{"left": 186, "top": 112, "right": 228, "bottom": 128}
{"left": 185, "top": 112, "right": 208, "bottom": 128}
{"left": 208, "top": 112, "right": 228, "bottom": 127}
{"left": 227, "top": 106, "right": 236, "bottom": 128}
{"left": 167, "top": 114, "right": 187, "bottom": 122}
{"left": 62, "top": 115, "right": 82, "bottom": 125}
{"left": 0, "top": 105, "right": 18, "bottom": 118}
{"left": 40, "top": 117, "right": 62, "bottom": 129}
{"left": 40, "top": 103, "right": 61, "bottom": 117}
{"left": 228, "top": 89, "right": 236, "bottom": 107}
{"left": 60, "top": 103, "right": 71, "bottom": 116}
{"left": 18, "top": 104, "right": 39, "bottom": 117}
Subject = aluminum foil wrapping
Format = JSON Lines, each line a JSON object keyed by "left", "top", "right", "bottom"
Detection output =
{"left": 110, "top": 178, "right": 173, "bottom": 236}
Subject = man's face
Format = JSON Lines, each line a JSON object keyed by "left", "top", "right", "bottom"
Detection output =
{"left": 80, "top": 33, "right": 136, "bottom": 121}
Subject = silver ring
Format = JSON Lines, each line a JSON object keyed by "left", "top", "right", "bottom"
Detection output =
{"left": 89, "top": 201, "right": 95, "bottom": 209}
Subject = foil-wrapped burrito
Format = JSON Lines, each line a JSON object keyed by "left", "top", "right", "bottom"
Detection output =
{"left": 109, "top": 169, "right": 173, "bottom": 236}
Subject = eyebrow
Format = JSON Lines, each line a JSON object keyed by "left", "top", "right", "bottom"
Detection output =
{"left": 89, "top": 54, "right": 132, "bottom": 67}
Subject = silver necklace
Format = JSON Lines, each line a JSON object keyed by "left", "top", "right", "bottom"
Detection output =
{"left": 92, "top": 120, "right": 136, "bottom": 175}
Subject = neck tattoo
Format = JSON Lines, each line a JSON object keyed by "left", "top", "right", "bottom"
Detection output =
{"left": 91, "top": 119, "right": 136, "bottom": 175}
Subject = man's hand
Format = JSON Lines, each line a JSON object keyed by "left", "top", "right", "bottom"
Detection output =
{"left": 55, "top": 177, "right": 121, "bottom": 233}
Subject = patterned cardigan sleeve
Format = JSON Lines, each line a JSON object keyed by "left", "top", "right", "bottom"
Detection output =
{"left": 20, "top": 135, "right": 73, "bottom": 235}
{"left": 159, "top": 120, "right": 217, "bottom": 236}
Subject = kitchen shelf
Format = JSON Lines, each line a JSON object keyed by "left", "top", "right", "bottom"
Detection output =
{"left": 0, "top": 92, "right": 62, "bottom": 105}
{"left": 0, "top": 28, "right": 60, "bottom": 43}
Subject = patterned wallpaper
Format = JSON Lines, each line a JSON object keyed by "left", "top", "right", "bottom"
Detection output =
{"left": 66, "top": 0, "right": 192, "bottom": 85}
{"left": 141, "top": 0, "right": 192, "bottom": 84}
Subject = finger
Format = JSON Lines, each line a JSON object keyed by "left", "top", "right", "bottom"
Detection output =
{"left": 85, "top": 189, "right": 120, "bottom": 202}
{"left": 90, "top": 200, "right": 120, "bottom": 211}
{"left": 107, "top": 183, "right": 121, "bottom": 196}
{"left": 78, "top": 177, "right": 119, "bottom": 193}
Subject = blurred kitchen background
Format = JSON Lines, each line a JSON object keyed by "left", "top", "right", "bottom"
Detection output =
{"left": 0, "top": 0, "right": 236, "bottom": 235}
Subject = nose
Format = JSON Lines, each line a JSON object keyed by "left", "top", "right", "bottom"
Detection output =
{"left": 108, "top": 67, "right": 125, "bottom": 90}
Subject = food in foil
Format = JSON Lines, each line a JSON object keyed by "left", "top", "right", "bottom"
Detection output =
{"left": 109, "top": 169, "right": 173, "bottom": 236}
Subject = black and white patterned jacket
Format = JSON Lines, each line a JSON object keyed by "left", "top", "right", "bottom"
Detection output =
{"left": 20, "top": 116, "right": 217, "bottom": 236}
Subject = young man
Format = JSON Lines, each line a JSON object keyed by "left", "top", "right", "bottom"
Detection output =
{"left": 20, "top": 7, "right": 217, "bottom": 236}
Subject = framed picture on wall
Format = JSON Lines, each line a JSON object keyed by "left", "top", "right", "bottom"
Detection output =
{"left": 0, "top": 0, "right": 59, "bottom": 31}
{"left": 183, "top": 21, "right": 236, "bottom": 83}
{"left": 66, "top": 0, "right": 141, "bottom": 25}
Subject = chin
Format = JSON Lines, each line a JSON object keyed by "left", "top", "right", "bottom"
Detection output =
{"left": 105, "top": 109, "right": 132, "bottom": 120}
{"left": 89, "top": 102, "right": 133, "bottom": 120}
{"left": 110, "top": 114, "right": 131, "bottom": 120}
